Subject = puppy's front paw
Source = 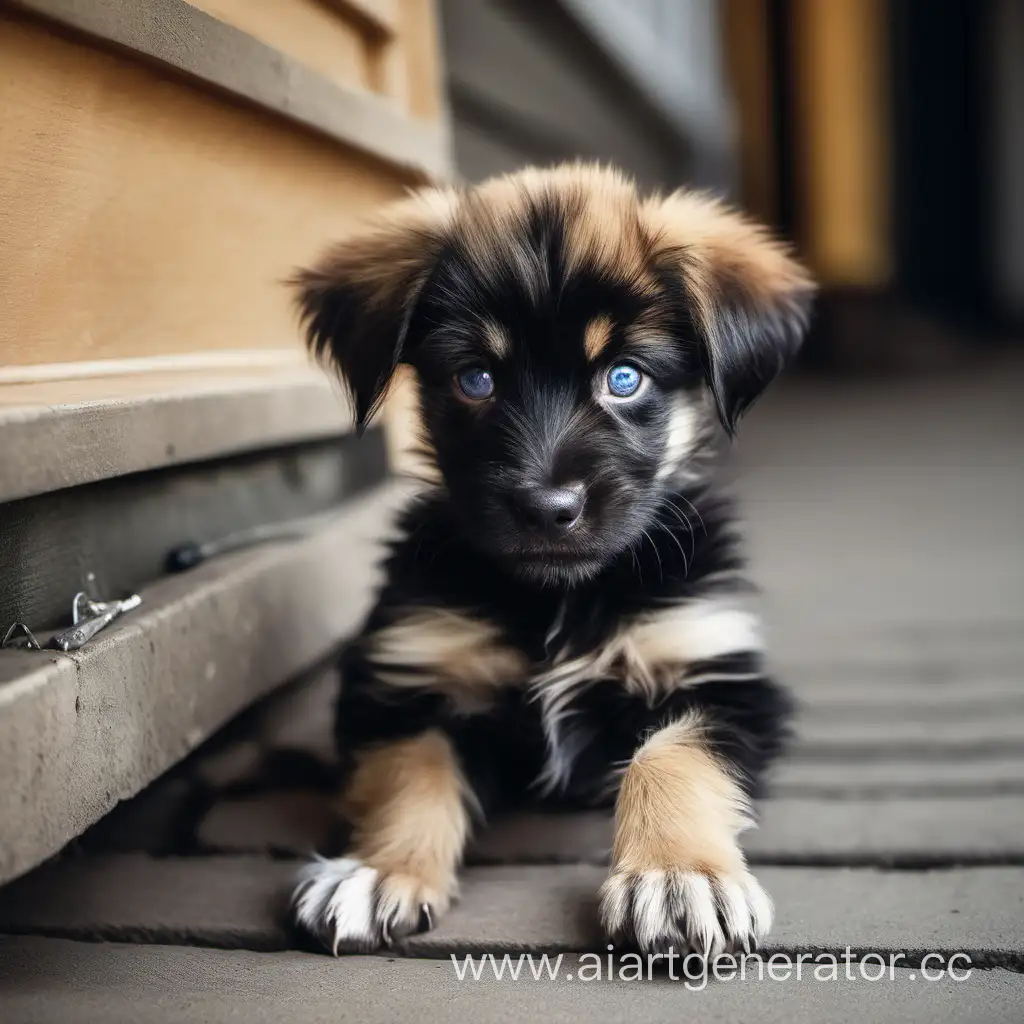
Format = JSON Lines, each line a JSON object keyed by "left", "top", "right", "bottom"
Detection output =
{"left": 293, "top": 857, "right": 450, "bottom": 954}
{"left": 599, "top": 866, "right": 772, "bottom": 956}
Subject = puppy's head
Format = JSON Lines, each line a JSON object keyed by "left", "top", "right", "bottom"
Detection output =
{"left": 296, "top": 165, "right": 814, "bottom": 586}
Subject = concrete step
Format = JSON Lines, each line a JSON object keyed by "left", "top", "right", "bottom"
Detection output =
{"left": 0, "top": 482, "right": 402, "bottom": 885}
{"left": 771, "top": 755, "right": 1024, "bottom": 798}
{"left": 2, "top": 937, "right": 1022, "bottom": 1024}
{"left": 792, "top": 715, "right": 1024, "bottom": 757}
{"left": 469, "top": 797, "right": 1024, "bottom": 867}
{"left": 180, "top": 789, "right": 1024, "bottom": 866}
{"left": 2, "top": 856, "right": 1023, "bottom": 968}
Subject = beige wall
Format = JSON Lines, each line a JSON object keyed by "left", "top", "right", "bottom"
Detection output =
{"left": 0, "top": 3, "right": 446, "bottom": 373}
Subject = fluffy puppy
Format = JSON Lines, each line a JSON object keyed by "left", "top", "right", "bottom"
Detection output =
{"left": 291, "top": 164, "right": 814, "bottom": 957}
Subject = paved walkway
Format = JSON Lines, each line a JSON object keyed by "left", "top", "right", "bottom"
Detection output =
{"left": 2, "top": 360, "right": 1023, "bottom": 1022}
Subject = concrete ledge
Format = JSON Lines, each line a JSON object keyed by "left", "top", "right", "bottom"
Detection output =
{"left": 2, "top": 857, "right": 1023, "bottom": 967}
{"left": 748, "top": 797, "right": 1024, "bottom": 865}
{"left": 9, "top": 0, "right": 451, "bottom": 181}
{"left": 788, "top": 675, "right": 1024, "bottom": 708}
{"left": 793, "top": 715, "right": 1024, "bottom": 758}
{"left": 771, "top": 755, "right": 1024, "bottom": 799}
{"left": 0, "top": 366, "right": 352, "bottom": 503}
{"left": 0, "top": 483, "right": 403, "bottom": 884}
{"left": 3, "top": 938, "right": 1023, "bottom": 1024}
{"left": 467, "top": 798, "right": 1024, "bottom": 867}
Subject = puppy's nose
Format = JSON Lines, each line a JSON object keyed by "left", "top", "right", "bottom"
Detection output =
{"left": 513, "top": 484, "right": 585, "bottom": 536}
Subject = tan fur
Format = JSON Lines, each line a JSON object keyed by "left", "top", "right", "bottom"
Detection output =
{"left": 642, "top": 189, "right": 815, "bottom": 362}
{"left": 389, "top": 366, "right": 443, "bottom": 485}
{"left": 342, "top": 730, "right": 474, "bottom": 913}
{"left": 369, "top": 607, "right": 528, "bottom": 709}
{"left": 583, "top": 315, "right": 614, "bottom": 361}
{"left": 300, "top": 163, "right": 811, "bottom": 386}
{"left": 298, "top": 187, "right": 458, "bottom": 323}
{"left": 481, "top": 320, "right": 512, "bottom": 359}
{"left": 611, "top": 714, "right": 752, "bottom": 877}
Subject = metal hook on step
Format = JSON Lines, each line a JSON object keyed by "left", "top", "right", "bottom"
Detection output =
{"left": 51, "top": 594, "right": 142, "bottom": 652}
{"left": 1, "top": 621, "right": 42, "bottom": 651}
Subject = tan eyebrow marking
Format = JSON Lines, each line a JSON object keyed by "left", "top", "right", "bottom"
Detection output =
{"left": 481, "top": 321, "right": 512, "bottom": 359}
{"left": 584, "top": 316, "right": 614, "bottom": 361}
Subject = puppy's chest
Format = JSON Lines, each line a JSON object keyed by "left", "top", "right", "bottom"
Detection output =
{"left": 368, "top": 590, "right": 760, "bottom": 715}
{"left": 368, "top": 597, "right": 611, "bottom": 707}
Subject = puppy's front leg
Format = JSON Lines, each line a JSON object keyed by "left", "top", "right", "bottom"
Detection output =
{"left": 294, "top": 729, "right": 474, "bottom": 953}
{"left": 599, "top": 713, "right": 771, "bottom": 956}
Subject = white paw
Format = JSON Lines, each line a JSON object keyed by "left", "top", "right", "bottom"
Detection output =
{"left": 599, "top": 866, "right": 772, "bottom": 956}
{"left": 292, "top": 857, "right": 442, "bottom": 954}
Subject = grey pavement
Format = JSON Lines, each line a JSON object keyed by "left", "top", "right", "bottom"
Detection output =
{"left": 4, "top": 939, "right": 1021, "bottom": 1024}
{"left": 1, "top": 360, "right": 1023, "bottom": 1021}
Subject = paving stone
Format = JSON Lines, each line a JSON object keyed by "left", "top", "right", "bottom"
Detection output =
{"left": 748, "top": 797, "right": 1024, "bottom": 864}
{"left": 770, "top": 755, "right": 1024, "bottom": 798}
{"left": 0, "top": 855, "right": 294, "bottom": 951}
{"left": 468, "top": 812, "right": 614, "bottom": 866}
{"left": 469, "top": 797, "right": 1024, "bottom": 866}
{"left": 409, "top": 865, "right": 1024, "bottom": 967}
{"left": 2, "top": 937, "right": 1023, "bottom": 1024}
{"left": 195, "top": 791, "right": 340, "bottom": 856}
{"left": 3, "top": 856, "right": 1023, "bottom": 967}
{"left": 792, "top": 714, "right": 1024, "bottom": 757}
{"left": 788, "top": 675, "right": 1024, "bottom": 708}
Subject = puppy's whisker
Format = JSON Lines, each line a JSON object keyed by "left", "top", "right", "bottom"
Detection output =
{"left": 657, "top": 494, "right": 694, "bottom": 529}
{"left": 637, "top": 528, "right": 664, "bottom": 584}
{"left": 676, "top": 494, "right": 708, "bottom": 536}
{"left": 659, "top": 498, "right": 699, "bottom": 565}
{"left": 657, "top": 499, "right": 692, "bottom": 533}
{"left": 652, "top": 514, "right": 691, "bottom": 577}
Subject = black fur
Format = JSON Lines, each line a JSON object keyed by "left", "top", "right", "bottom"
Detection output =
{"left": 293, "top": 166, "right": 812, "bottom": 953}
{"left": 336, "top": 489, "right": 794, "bottom": 815}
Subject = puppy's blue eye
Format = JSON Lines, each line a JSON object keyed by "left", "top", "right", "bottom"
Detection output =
{"left": 606, "top": 364, "right": 642, "bottom": 398}
{"left": 456, "top": 368, "right": 494, "bottom": 401}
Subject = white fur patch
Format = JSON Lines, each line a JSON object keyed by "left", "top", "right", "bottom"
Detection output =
{"left": 620, "top": 601, "right": 762, "bottom": 687}
{"left": 531, "top": 599, "right": 761, "bottom": 790}
{"left": 656, "top": 394, "right": 702, "bottom": 481}
{"left": 599, "top": 867, "right": 773, "bottom": 956}
{"left": 293, "top": 857, "right": 379, "bottom": 955}
{"left": 535, "top": 600, "right": 761, "bottom": 704}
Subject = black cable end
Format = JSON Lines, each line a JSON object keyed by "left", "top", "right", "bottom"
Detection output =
{"left": 166, "top": 543, "right": 205, "bottom": 573}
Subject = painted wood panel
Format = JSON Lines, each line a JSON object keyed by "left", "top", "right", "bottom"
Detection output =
{"left": 0, "top": 13, "right": 410, "bottom": 368}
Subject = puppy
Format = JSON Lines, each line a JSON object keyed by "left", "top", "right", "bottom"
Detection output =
{"left": 291, "top": 164, "right": 814, "bottom": 957}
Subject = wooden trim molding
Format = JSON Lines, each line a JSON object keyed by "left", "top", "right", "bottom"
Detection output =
{"left": 324, "top": 0, "right": 399, "bottom": 37}
{"left": 7, "top": 0, "right": 452, "bottom": 182}
{"left": 0, "top": 364, "right": 353, "bottom": 504}
{"left": 0, "top": 351, "right": 309, "bottom": 386}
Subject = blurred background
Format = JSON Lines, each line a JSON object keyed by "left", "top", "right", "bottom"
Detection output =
{"left": 441, "top": 0, "right": 1024, "bottom": 367}
{"left": 1, "top": 0, "right": 1023, "bottom": 979}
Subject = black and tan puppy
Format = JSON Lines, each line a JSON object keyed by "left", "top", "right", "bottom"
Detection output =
{"left": 291, "top": 164, "right": 814, "bottom": 957}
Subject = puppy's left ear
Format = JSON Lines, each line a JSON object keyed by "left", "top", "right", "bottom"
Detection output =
{"left": 646, "top": 192, "right": 816, "bottom": 433}
{"left": 292, "top": 188, "right": 456, "bottom": 431}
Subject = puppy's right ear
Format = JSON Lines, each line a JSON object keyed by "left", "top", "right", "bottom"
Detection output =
{"left": 293, "top": 189, "right": 456, "bottom": 430}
